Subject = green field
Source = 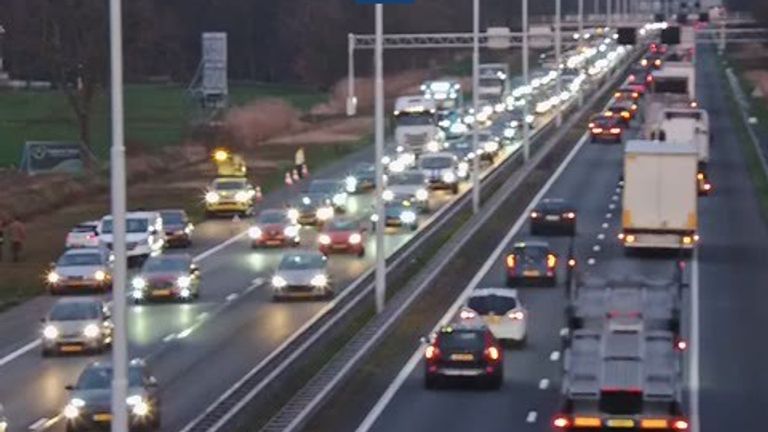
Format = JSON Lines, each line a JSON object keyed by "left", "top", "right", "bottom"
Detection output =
{"left": 0, "top": 83, "right": 327, "bottom": 167}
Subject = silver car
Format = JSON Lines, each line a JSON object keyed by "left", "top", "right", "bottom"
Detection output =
{"left": 41, "top": 297, "right": 113, "bottom": 356}
{"left": 271, "top": 251, "right": 332, "bottom": 300}
{"left": 418, "top": 152, "right": 461, "bottom": 194}
{"left": 383, "top": 170, "right": 430, "bottom": 212}
{"left": 46, "top": 248, "right": 113, "bottom": 295}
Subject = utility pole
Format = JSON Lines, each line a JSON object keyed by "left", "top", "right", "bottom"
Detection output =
{"left": 108, "top": 0, "right": 128, "bottom": 431}
{"left": 555, "top": 0, "right": 562, "bottom": 126}
{"left": 522, "top": 0, "right": 530, "bottom": 162}
{"left": 374, "top": 4, "right": 386, "bottom": 313}
{"left": 607, "top": 0, "right": 612, "bottom": 27}
{"left": 347, "top": 34, "right": 357, "bottom": 116}
{"left": 471, "top": 0, "right": 481, "bottom": 213}
{"left": 578, "top": 0, "right": 584, "bottom": 106}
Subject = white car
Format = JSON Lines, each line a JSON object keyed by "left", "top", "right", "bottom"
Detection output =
{"left": 383, "top": 170, "right": 430, "bottom": 212}
{"left": 418, "top": 152, "right": 461, "bottom": 194}
{"left": 98, "top": 212, "right": 165, "bottom": 264}
{"left": 65, "top": 221, "right": 100, "bottom": 249}
{"left": 458, "top": 288, "right": 527, "bottom": 345}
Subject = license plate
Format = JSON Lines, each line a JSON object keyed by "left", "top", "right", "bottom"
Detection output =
{"left": 523, "top": 270, "right": 540, "bottom": 277}
{"left": 93, "top": 413, "right": 112, "bottom": 422}
{"left": 332, "top": 244, "right": 347, "bottom": 250}
{"left": 153, "top": 289, "right": 172, "bottom": 296}
{"left": 450, "top": 353, "right": 475, "bottom": 361}
{"left": 606, "top": 419, "right": 634, "bottom": 428}
{"left": 486, "top": 316, "right": 501, "bottom": 324}
{"left": 60, "top": 345, "right": 83, "bottom": 352}
{"left": 545, "top": 215, "right": 560, "bottom": 221}
{"left": 266, "top": 240, "right": 282, "bottom": 245}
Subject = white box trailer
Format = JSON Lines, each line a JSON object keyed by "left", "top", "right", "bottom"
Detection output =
{"left": 620, "top": 141, "right": 699, "bottom": 251}
{"left": 650, "top": 61, "right": 696, "bottom": 100}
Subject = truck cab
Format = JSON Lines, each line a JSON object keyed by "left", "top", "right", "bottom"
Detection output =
{"left": 393, "top": 96, "right": 443, "bottom": 155}
{"left": 651, "top": 108, "right": 712, "bottom": 195}
{"left": 478, "top": 63, "right": 510, "bottom": 106}
{"left": 421, "top": 80, "right": 463, "bottom": 113}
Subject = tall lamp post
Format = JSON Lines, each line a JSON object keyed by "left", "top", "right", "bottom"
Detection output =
{"left": 374, "top": 4, "right": 386, "bottom": 313}
{"left": 522, "top": 0, "right": 530, "bottom": 162}
{"left": 471, "top": 0, "right": 480, "bottom": 213}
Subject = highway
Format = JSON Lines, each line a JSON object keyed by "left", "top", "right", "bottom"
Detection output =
{"left": 357, "top": 46, "right": 762, "bottom": 432}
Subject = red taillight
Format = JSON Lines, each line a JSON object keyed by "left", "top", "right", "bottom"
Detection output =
{"left": 564, "top": 212, "right": 576, "bottom": 219}
{"left": 672, "top": 419, "right": 689, "bottom": 430}
{"left": 676, "top": 339, "right": 688, "bottom": 351}
{"left": 568, "top": 258, "right": 577, "bottom": 268}
{"left": 507, "top": 310, "right": 524, "bottom": 320}
{"left": 506, "top": 254, "right": 516, "bottom": 268}
{"left": 459, "top": 309, "right": 477, "bottom": 320}
{"left": 553, "top": 415, "right": 571, "bottom": 428}
{"left": 628, "top": 74, "right": 636, "bottom": 82}
{"left": 425, "top": 345, "right": 440, "bottom": 361}
{"left": 485, "top": 345, "right": 501, "bottom": 361}
{"left": 588, "top": 122, "right": 595, "bottom": 128}
{"left": 647, "top": 75, "right": 654, "bottom": 83}
{"left": 547, "top": 253, "right": 557, "bottom": 269}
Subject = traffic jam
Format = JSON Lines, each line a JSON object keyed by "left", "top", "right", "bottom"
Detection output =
{"left": 34, "top": 24, "right": 635, "bottom": 431}
{"left": 414, "top": 20, "right": 709, "bottom": 432}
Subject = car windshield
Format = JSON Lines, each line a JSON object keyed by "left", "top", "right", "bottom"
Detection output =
{"left": 515, "top": 246, "right": 548, "bottom": 263}
{"left": 160, "top": 211, "right": 185, "bottom": 225}
{"left": 280, "top": 254, "right": 325, "bottom": 270}
{"left": 354, "top": 164, "right": 375, "bottom": 175}
{"left": 439, "top": 330, "right": 485, "bottom": 351}
{"left": 259, "top": 211, "right": 286, "bottom": 224}
{"left": 71, "top": 224, "right": 97, "bottom": 234}
{"left": 101, "top": 218, "right": 149, "bottom": 234}
{"left": 308, "top": 181, "right": 339, "bottom": 194}
{"left": 420, "top": 157, "right": 452, "bottom": 169}
{"left": 58, "top": 253, "right": 103, "bottom": 267}
{"left": 452, "top": 141, "right": 472, "bottom": 151}
{"left": 395, "top": 112, "right": 434, "bottom": 126}
{"left": 76, "top": 366, "right": 144, "bottom": 390}
{"left": 540, "top": 200, "right": 568, "bottom": 212}
{"left": 50, "top": 302, "right": 101, "bottom": 321}
{"left": 479, "top": 78, "right": 503, "bottom": 87}
{"left": 388, "top": 172, "right": 424, "bottom": 185}
{"left": 327, "top": 219, "right": 358, "bottom": 231}
{"left": 142, "top": 257, "right": 189, "bottom": 273}
{"left": 468, "top": 295, "right": 518, "bottom": 315}
{"left": 214, "top": 181, "right": 245, "bottom": 191}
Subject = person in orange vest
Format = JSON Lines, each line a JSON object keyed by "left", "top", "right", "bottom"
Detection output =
{"left": 7, "top": 216, "right": 27, "bottom": 263}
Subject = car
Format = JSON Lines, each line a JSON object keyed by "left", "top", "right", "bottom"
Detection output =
{"left": 249, "top": 209, "right": 301, "bottom": 248}
{"left": 345, "top": 162, "right": 376, "bottom": 194}
{"left": 63, "top": 359, "right": 160, "bottom": 431}
{"left": 304, "top": 179, "right": 349, "bottom": 212}
{"left": 625, "top": 82, "right": 647, "bottom": 96}
{"left": 47, "top": 248, "right": 113, "bottom": 295}
{"left": 65, "top": 221, "right": 100, "bottom": 249}
{"left": 371, "top": 196, "right": 419, "bottom": 232}
{"left": 383, "top": 170, "right": 430, "bottom": 212}
{"left": 318, "top": 217, "right": 367, "bottom": 257}
{"left": 131, "top": 254, "right": 201, "bottom": 303}
{"left": 530, "top": 198, "right": 577, "bottom": 235}
{"left": 41, "top": 297, "right": 113, "bottom": 356}
{"left": 613, "top": 87, "right": 642, "bottom": 101}
{"left": 458, "top": 288, "right": 527, "bottom": 346}
{"left": 418, "top": 152, "right": 461, "bottom": 194}
{"left": 504, "top": 241, "right": 557, "bottom": 286}
{"left": 507, "top": 110, "right": 536, "bottom": 131}
{"left": 382, "top": 149, "right": 417, "bottom": 174}
{"left": 605, "top": 101, "right": 637, "bottom": 125}
{"left": 286, "top": 194, "right": 335, "bottom": 227}
{"left": 159, "top": 209, "right": 193, "bottom": 248}
{"left": 477, "top": 131, "right": 502, "bottom": 163}
{"left": 423, "top": 323, "right": 503, "bottom": 389}
{"left": 443, "top": 140, "right": 474, "bottom": 180}
{"left": 204, "top": 177, "right": 257, "bottom": 217}
{"left": 588, "top": 115, "right": 624, "bottom": 143}
{"left": 271, "top": 251, "right": 332, "bottom": 300}
{"left": 438, "top": 110, "right": 469, "bottom": 140}
{"left": 98, "top": 212, "right": 166, "bottom": 265}
{"left": 640, "top": 54, "right": 664, "bottom": 70}
{"left": 626, "top": 66, "right": 653, "bottom": 86}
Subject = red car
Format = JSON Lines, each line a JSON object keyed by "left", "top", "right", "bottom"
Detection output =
{"left": 318, "top": 217, "right": 366, "bottom": 257}
{"left": 249, "top": 209, "right": 301, "bottom": 248}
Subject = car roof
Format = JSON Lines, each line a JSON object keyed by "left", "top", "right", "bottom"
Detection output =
{"left": 513, "top": 240, "right": 550, "bottom": 249}
{"left": 75, "top": 221, "right": 99, "bottom": 227}
{"left": 102, "top": 211, "right": 160, "bottom": 221}
{"left": 147, "top": 253, "right": 192, "bottom": 262}
{"left": 471, "top": 288, "right": 519, "bottom": 299}
{"left": 420, "top": 152, "right": 454, "bottom": 159}
{"left": 54, "top": 296, "right": 103, "bottom": 306}
{"left": 213, "top": 177, "right": 246, "bottom": 183}
{"left": 284, "top": 250, "right": 325, "bottom": 259}
{"left": 88, "top": 358, "right": 146, "bottom": 370}
{"left": 63, "top": 247, "right": 105, "bottom": 256}
{"left": 158, "top": 209, "right": 187, "bottom": 215}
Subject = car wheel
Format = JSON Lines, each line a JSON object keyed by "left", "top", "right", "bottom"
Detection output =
{"left": 357, "top": 248, "right": 365, "bottom": 258}
{"left": 425, "top": 374, "right": 439, "bottom": 389}
{"left": 65, "top": 423, "right": 77, "bottom": 432}
{"left": 451, "top": 184, "right": 459, "bottom": 194}
{"left": 549, "top": 276, "right": 557, "bottom": 287}
{"left": 487, "top": 373, "right": 503, "bottom": 390}
{"left": 41, "top": 348, "right": 54, "bottom": 358}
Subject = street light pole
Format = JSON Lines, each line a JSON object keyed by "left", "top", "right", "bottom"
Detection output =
{"left": 108, "top": 0, "right": 128, "bottom": 431}
{"left": 522, "top": 0, "right": 530, "bottom": 162}
{"left": 577, "top": 0, "right": 584, "bottom": 106}
{"left": 471, "top": 0, "right": 480, "bottom": 213}
{"left": 347, "top": 33, "right": 357, "bottom": 117}
{"left": 374, "top": 4, "right": 386, "bottom": 314}
{"left": 555, "top": 0, "right": 562, "bottom": 127}
{"left": 607, "top": 0, "right": 612, "bottom": 27}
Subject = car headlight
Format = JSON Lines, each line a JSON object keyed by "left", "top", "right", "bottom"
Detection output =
{"left": 388, "top": 160, "right": 405, "bottom": 173}
{"left": 235, "top": 191, "right": 249, "bottom": 203}
{"left": 503, "top": 128, "right": 515, "bottom": 138}
{"left": 415, "top": 189, "right": 429, "bottom": 201}
{"left": 272, "top": 275, "right": 287, "bottom": 288}
{"left": 131, "top": 289, "right": 144, "bottom": 300}
{"left": 131, "top": 277, "right": 146, "bottom": 290}
{"left": 185, "top": 223, "right": 194, "bottom": 234}
{"left": 248, "top": 226, "right": 262, "bottom": 239}
{"left": 526, "top": 115, "right": 535, "bottom": 123}
{"left": 333, "top": 193, "right": 347, "bottom": 206}
{"left": 83, "top": 324, "right": 100, "bottom": 339}
{"left": 510, "top": 120, "right": 520, "bottom": 129}
{"left": 348, "top": 233, "right": 362, "bottom": 244}
{"left": 311, "top": 274, "right": 328, "bottom": 287}
{"left": 383, "top": 190, "right": 394, "bottom": 201}
{"left": 177, "top": 276, "right": 191, "bottom": 289}
{"left": 205, "top": 191, "right": 219, "bottom": 204}
{"left": 370, "top": 214, "right": 380, "bottom": 222}
{"left": 284, "top": 225, "right": 299, "bottom": 238}
{"left": 43, "top": 325, "right": 59, "bottom": 340}
{"left": 316, "top": 206, "right": 334, "bottom": 221}
{"left": 426, "top": 140, "right": 440, "bottom": 153}
{"left": 94, "top": 270, "right": 107, "bottom": 281}
{"left": 400, "top": 210, "right": 417, "bottom": 224}
{"left": 63, "top": 398, "right": 85, "bottom": 419}
{"left": 442, "top": 172, "right": 457, "bottom": 183}
{"left": 345, "top": 176, "right": 358, "bottom": 193}
{"left": 318, "top": 234, "right": 331, "bottom": 245}
{"left": 132, "top": 400, "right": 150, "bottom": 417}
{"left": 484, "top": 141, "right": 500, "bottom": 153}
{"left": 47, "top": 272, "right": 60, "bottom": 284}
{"left": 287, "top": 208, "right": 299, "bottom": 222}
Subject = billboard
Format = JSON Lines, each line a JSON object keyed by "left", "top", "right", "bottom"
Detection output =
{"left": 202, "top": 32, "right": 228, "bottom": 97}
{"left": 19, "top": 141, "right": 92, "bottom": 175}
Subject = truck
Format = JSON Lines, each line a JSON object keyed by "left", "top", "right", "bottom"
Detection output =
{"left": 420, "top": 80, "right": 463, "bottom": 112}
{"left": 651, "top": 108, "right": 712, "bottom": 194}
{"left": 393, "top": 96, "right": 443, "bottom": 155}
{"left": 649, "top": 61, "right": 696, "bottom": 100}
{"left": 478, "top": 63, "right": 510, "bottom": 105}
{"left": 619, "top": 140, "right": 699, "bottom": 251}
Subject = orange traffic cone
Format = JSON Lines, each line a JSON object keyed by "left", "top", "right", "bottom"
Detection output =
{"left": 301, "top": 164, "right": 309, "bottom": 178}
{"left": 254, "top": 186, "right": 263, "bottom": 201}
{"left": 292, "top": 169, "right": 300, "bottom": 182}
{"left": 285, "top": 171, "right": 293, "bottom": 186}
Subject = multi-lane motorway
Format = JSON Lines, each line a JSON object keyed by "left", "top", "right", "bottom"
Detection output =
{"left": 356, "top": 46, "right": 768, "bottom": 432}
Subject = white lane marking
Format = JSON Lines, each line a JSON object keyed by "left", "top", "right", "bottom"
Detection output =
{"left": 691, "top": 252, "right": 700, "bottom": 432}
{"left": 602, "top": 222, "right": 609, "bottom": 229}
{"left": 162, "top": 334, "right": 176, "bottom": 343}
{"left": 197, "top": 312, "right": 209, "bottom": 321}
{"left": 615, "top": 187, "right": 621, "bottom": 193}
{"left": 193, "top": 230, "right": 249, "bottom": 262}
{"left": 539, "top": 378, "right": 550, "bottom": 390}
{"left": 28, "top": 418, "right": 48, "bottom": 431}
{"left": 251, "top": 277, "right": 265, "bottom": 286}
{"left": 612, "top": 195, "right": 618, "bottom": 201}
{"left": 0, "top": 340, "right": 40, "bottom": 368}
{"left": 549, "top": 351, "right": 561, "bottom": 361}
{"left": 355, "top": 126, "right": 592, "bottom": 432}
{"left": 587, "top": 257, "right": 596, "bottom": 266}
{"left": 593, "top": 245, "right": 601, "bottom": 252}
{"left": 597, "top": 233, "right": 605, "bottom": 240}
{"left": 609, "top": 203, "right": 616, "bottom": 210}
{"left": 226, "top": 293, "right": 239, "bottom": 302}
{"left": 526, "top": 411, "right": 538, "bottom": 423}
{"left": 559, "top": 327, "right": 569, "bottom": 337}
{"left": 177, "top": 327, "right": 194, "bottom": 339}
{"left": 605, "top": 212, "right": 612, "bottom": 218}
